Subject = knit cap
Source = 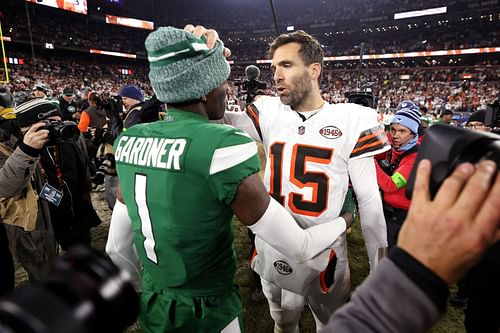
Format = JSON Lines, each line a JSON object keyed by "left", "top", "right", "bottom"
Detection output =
{"left": 391, "top": 102, "right": 421, "bottom": 134}
{"left": 145, "top": 26, "right": 230, "bottom": 103}
{"left": 396, "top": 100, "right": 420, "bottom": 113}
{"left": 120, "top": 85, "right": 144, "bottom": 102}
{"left": 32, "top": 83, "right": 49, "bottom": 94}
{"left": 15, "top": 99, "right": 62, "bottom": 127}
{"left": 466, "top": 109, "right": 487, "bottom": 125}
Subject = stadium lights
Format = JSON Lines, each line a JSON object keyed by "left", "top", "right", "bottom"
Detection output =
{"left": 257, "top": 46, "right": 500, "bottom": 63}
{"left": 394, "top": 6, "right": 447, "bottom": 20}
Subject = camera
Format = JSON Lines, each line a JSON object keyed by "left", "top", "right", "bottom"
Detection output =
{"left": 91, "top": 153, "right": 116, "bottom": 185}
{"left": 0, "top": 245, "right": 139, "bottom": 333}
{"left": 406, "top": 124, "right": 500, "bottom": 199}
{"left": 41, "top": 120, "right": 80, "bottom": 144}
{"left": 485, "top": 100, "right": 499, "bottom": 130}
{"left": 345, "top": 90, "right": 377, "bottom": 109}
{"left": 377, "top": 159, "right": 393, "bottom": 175}
{"left": 97, "top": 94, "right": 122, "bottom": 114}
{"left": 234, "top": 79, "right": 267, "bottom": 104}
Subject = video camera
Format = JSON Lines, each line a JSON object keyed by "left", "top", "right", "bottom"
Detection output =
{"left": 234, "top": 65, "right": 267, "bottom": 104}
{"left": 91, "top": 153, "right": 116, "bottom": 185}
{"left": 0, "top": 245, "right": 139, "bottom": 333}
{"left": 97, "top": 94, "right": 122, "bottom": 114}
{"left": 485, "top": 100, "right": 500, "bottom": 130}
{"left": 406, "top": 124, "right": 500, "bottom": 199}
{"left": 345, "top": 87, "right": 378, "bottom": 109}
{"left": 234, "top": 79, "right": 267, "bottom": 103}
{"left": 41, "top": 120, "right": 80, "bottom": 144}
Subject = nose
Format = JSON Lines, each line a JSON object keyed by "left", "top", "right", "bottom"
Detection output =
{"left": 273, "top": 67, "right": 283, "bottom": 83}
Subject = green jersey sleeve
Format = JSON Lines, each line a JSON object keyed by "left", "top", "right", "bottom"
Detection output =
{"left": 208, "top": 129, "right": 261, "bottom": 206}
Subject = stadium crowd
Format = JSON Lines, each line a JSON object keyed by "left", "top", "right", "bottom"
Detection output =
{"left": 2, "top": 0, "right": 499, "bottom": 60}
{"left": 2, "top": 55, "right": 499, "bottom": 117}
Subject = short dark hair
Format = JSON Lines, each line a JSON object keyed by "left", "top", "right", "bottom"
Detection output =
{"left": 268, "top": 30, "right": 324, "bottom": 85}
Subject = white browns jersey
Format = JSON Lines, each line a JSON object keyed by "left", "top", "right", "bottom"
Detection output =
{"left": 249, "top": 96, "right": 388, "bottom": 230}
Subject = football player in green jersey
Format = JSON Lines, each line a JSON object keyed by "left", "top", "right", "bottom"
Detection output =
{"left": 113, "top": 27, "right": 353, "bottom": 333}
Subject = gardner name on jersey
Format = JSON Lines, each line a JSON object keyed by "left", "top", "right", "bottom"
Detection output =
{"left": 115, "top": 136, "right": 187, "bottom": 170}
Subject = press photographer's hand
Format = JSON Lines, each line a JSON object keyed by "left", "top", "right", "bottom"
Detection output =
{"left": 23, "top": 122, "right": 50, "bottom": 150}
{"left": 398, "top": 159, "right": 500, "bottom": 285}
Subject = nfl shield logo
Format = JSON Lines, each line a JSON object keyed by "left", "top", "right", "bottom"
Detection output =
{"left": 298, "top": 126, "right": 305, "bottom": 135}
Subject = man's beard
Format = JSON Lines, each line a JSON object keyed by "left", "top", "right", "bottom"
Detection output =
{"left": 279, "top": 70, "right": 312, "bottom": 110}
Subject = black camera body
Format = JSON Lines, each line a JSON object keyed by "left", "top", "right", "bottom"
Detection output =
{"left": 97, "top": 95, "right": 122, "bottom": 114}
{"left": 0, "top": 245, "right": 139, "bottom": 333}
{"left": 485, "top": 100, "right": 499, "bottom": 129}
{"left": 345, "top": 90, "right": 378, "bottom": 109}
{"left": 377, "top": 159, "right": 393, "bottom": 175}
{"left": 91, "top": 153, "right": 116, "bottom": 185}
{"left": 41, "top": 120, "right": 80, "bottom": 144}
{"left": 234, "top": 79, "right": 267, "bottom": 103}
{"left": 406, "top": 124, "right": 500, "bottom": 199}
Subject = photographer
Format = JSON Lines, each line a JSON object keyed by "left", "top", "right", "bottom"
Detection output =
{"left": 78, "top": 92, "right": 107, "bottom": 177}
{"left": 453, "top": 109, "right": 500, "bottom": 333}
{"left": 15, "top": 99, "right": 101, "bottom": 250}
{"left": 1, "top": 100, "right": 58, "bottom": 283}
{"left": 375, "top": 101, "right": 421, "bottom": 249}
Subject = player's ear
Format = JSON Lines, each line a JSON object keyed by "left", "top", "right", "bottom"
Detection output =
{"left": 310, "top": 63, "right": 321, "bottom": 82}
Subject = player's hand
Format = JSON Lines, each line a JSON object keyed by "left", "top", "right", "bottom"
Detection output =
{"left": 398, "top": 159, "right": 500, "bottom": 285}
{"left": 183, "top": 24, "right": 232, "bottom": 58}
{"left": 23, "top": 121, "right": 50, "bottom": 150}
{"left": 341, "top": 212, "right": 354, "bottom": 230}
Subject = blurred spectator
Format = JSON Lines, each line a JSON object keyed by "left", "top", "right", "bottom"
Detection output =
{"left": 32, "top": 83, "right": 49, "bottom": 99}
{"left": 437, "top": 109, "right": 453, "bottom": 125}
{"left": 119, "top": 85, "right": 145, "bottom": 129}
{"left": 58, "top": 87, "right": 79, "bottom": 121}
{"left": 0, "top": 87, "right": 15, "bottom": 120}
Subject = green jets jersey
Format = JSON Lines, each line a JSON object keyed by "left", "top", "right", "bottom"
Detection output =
{"left": 115, "top": 109, "right": 260, "bottom": 296}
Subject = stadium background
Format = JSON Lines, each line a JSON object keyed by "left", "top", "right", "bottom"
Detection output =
{"left": 1, "top": 0, "right": 498, "bottom": 331}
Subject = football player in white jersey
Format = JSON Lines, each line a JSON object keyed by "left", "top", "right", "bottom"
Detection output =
{"left": 185, "top": 25, "right": 390, "bottom": 332}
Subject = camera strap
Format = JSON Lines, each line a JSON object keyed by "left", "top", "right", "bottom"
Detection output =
{"left": 38, "top": 146, "right": 65, "bottom": 207}
{"left": 386, "top": 145, "right": 419, "bottom": 173}
{"left": 39, "top": 146, "right": 65, "bottom": 190}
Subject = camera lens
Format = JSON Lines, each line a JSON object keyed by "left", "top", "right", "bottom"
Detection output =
{"left": 0, "top": 246, "right": 139, "bottom": 333}
{"left": 59, "top": 124, "right": 80, "bottom": 141}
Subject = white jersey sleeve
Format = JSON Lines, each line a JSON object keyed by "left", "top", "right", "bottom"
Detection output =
{"left": 346, "top": 104, "right": 390, "bottom": 160}
{"left": 221, "top": 106, "right": 263, "bottom": 142}
{"left": 349, "top": 157, "right": 388, "bottom": 271}
{"left": 105, "top": 200, "right": 142, "bottom": 292}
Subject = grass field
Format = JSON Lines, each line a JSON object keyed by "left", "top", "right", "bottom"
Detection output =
{"left": 14, "top": 192, "right": 466, "bottom": 332}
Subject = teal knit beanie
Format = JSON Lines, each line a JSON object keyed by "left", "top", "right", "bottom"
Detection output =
{"left": 145, "top": 26, "right": 231, "bottom": 103}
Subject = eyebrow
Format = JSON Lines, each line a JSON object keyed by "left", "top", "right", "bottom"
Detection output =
{"left": 271, "top": 60, "right": 293, "bottom": 70}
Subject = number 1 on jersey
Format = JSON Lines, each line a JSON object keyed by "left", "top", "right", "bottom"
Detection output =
{"left": 135, "top": 174, "right": 158, "bottom": 264}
